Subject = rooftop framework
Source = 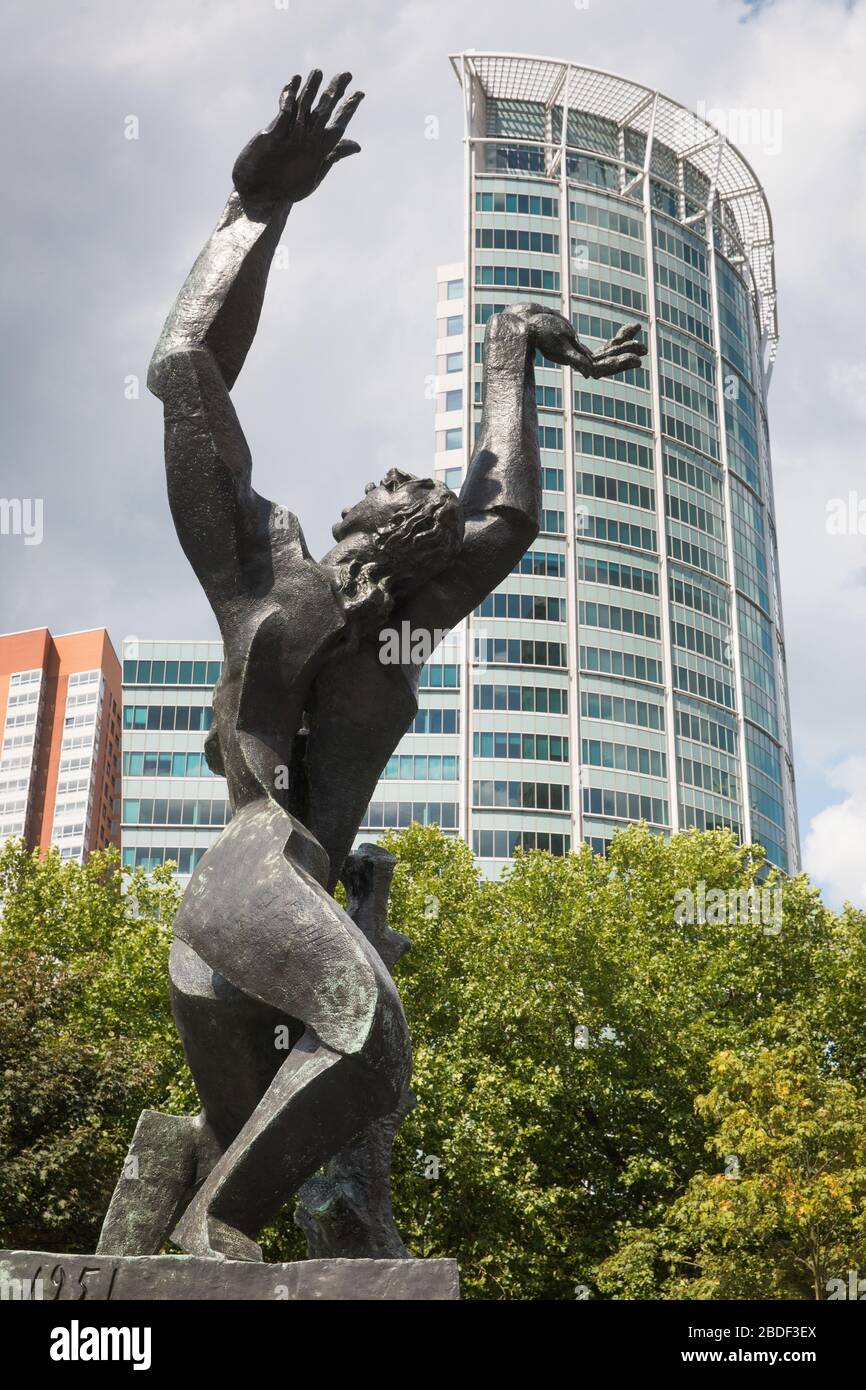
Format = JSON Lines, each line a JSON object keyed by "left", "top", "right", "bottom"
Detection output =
{"left": 451, "top": 51, "right": 778, "bottom": 357}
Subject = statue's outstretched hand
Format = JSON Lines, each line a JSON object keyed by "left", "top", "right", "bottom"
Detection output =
{"left": 587, "top": 323, "right": 649, "bottom": 378}
{"left": 233, "top": 70, "right": 363, "bottom": 206}
{"left": 502, "top": 305, "right": 647, "bottom": 379}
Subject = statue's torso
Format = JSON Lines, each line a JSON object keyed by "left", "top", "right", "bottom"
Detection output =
{"left": 206, "top": 507, "right": 420, "bottom": 887}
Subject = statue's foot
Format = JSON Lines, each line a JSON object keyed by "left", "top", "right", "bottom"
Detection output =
{"left": 171, "top": 1200, "right": 263, "bottom": 1262}
{"left": 97, "top": 1109, "right": 200, "bottom": 1257}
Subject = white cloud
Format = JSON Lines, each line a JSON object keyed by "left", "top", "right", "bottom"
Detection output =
{"left": 827, "top": 361, "right": 866, "bottom": 422}
{"left": 804, "top": 757, "right": 866, "bottom": 910}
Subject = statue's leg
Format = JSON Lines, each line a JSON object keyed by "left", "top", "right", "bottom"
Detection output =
{"left": 170, "top": 1024, "right": 404, "bottom": 1260}
{"left": 295, "top": 1086, "right": 415, "bottom": 1258}
{"left": 97, "top": 939, "right": 300, "bottom": 1256}
{"left": 97, "top": 1108, "right": 201, "bottom": 1256}
{"left": 167, "top": 936, "right": 304, "bottom": 1152}
{"left": 165, "top": 803, "right": 412, "bottom": 1260}
{"left": 295, "top": 843, "right": 414, "bottom": 1258}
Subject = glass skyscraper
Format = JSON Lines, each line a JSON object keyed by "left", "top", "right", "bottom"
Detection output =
{"left": 423, "top": 52, "right": 798, "bottom": 875}
{"left": 120, "top": 54, "right": 800, "bottom": 883}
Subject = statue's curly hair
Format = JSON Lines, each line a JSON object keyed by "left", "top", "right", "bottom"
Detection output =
{"left": 336, "top": 469, "right": 464, "bottom": 626}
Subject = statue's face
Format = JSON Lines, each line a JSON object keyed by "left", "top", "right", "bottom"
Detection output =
{"left": 331, "top": 473, "right": 439, "bottom": 543}
{"left": 326, "top": 467, "right": 463, "bottom": 616}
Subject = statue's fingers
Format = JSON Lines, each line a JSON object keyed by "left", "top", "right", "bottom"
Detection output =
{"left": 599, "top": 323, "right": 641, "bottom": 350}
{"left": 616, "top": 341, "right": 647, "bottom": 359}
{"left": 594, "top": 334, "right": 632, "bottom": 358}
{"left": 279, "top": 76, "right": 301, "bottom": 111}
{"left": 297, "top": 68, "right": 323, "bottom": 124}
{"left": 323, "top": 139, "right": 361, "bottom": 171}
{"left": 312, "top": 72, "right": 352, "bottom": 132}
{"left": 327, "top": 90, "right": 365, "bottom": 138}
{"left": 596, "top": 337, "right": 647, "bottom": 360}
{"left": 595, "top": 352, "right": 642, "bottom": 376}
{"left": 610, "top": 322, "right": 644, "bottom": 344}
{"left": 270, "top": 76, "right": 301, "bottom": 134}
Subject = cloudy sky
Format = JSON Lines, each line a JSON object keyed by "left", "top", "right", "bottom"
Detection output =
{"left": 1, "top": 0, "right": 864, "bottom": 906}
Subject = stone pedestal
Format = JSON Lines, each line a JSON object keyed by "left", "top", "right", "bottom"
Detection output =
{"left": 0, "top": 1251, "right": 459, "bottom": 1301}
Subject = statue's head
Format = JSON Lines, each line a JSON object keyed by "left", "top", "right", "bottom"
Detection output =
{"left": 328, "top": 468, "right": 463, "bottom": 626}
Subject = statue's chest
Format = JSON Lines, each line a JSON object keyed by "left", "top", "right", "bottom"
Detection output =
{"left": 215, "top": 550, "right": 346, "bottom": 743}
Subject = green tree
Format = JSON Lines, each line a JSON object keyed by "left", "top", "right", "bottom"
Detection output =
{"left": 595, "top": 1022, "right": 866, "bottom": 1299}
{"left": 0, "top": 840, "right": 184, "bottom": 1250}
{"left": 383, "top": 822, "right": 855, "bottom": 1299}
{"left": 2, "top": 823, "right": 864, "bottom": 1302}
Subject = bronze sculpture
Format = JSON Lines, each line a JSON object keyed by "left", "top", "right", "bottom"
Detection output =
{"left": 98, "top": 69, "right": 647, "bottom": 1264}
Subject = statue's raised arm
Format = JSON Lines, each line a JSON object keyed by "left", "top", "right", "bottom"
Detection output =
{"left": 147, "top": 72, "right": 363, "bottom": 611}
{"left": 398, "top": 305, "right": 648, "bottom": 639}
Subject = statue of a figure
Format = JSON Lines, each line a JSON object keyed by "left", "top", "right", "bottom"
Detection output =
{"left": 99, "top": 70, "right": 646, "bottom": 1263}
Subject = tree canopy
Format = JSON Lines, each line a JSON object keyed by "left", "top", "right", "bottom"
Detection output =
{"left": 1, "top": 825, "right": 864, "bottom": 1300}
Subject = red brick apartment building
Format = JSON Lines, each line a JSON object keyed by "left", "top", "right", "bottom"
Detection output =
{"left": 0, "top": 628, "right": 122, "bottom": 861}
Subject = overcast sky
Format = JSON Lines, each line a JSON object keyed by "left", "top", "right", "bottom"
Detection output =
{"left": 1, "top": 0, "right": 864, "bottom": 907}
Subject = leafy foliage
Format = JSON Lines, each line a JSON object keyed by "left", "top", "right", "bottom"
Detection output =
{"left": 596, "top": 1026, "right": 866, "bottom": 1299}
{"left": 384, "top": 824, "right": 864, "bottom": 1300}
{"left": 0, "top": 840, "right": 183, "bottom": 1250}
{"left": 1, "top": 825, "right": 864, "bottom": 1300}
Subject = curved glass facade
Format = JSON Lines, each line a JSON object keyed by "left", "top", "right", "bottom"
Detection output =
{"left": 416, "top": 54, "right": 798, "bottom": 875}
